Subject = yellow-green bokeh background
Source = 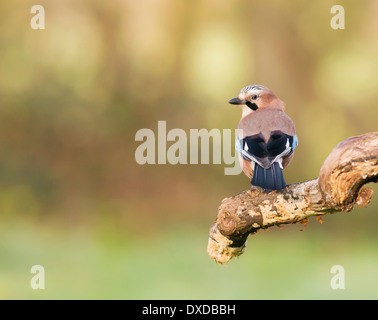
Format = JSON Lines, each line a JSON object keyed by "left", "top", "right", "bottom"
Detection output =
{"left": 0, "top": 0, "right": 377, "bottom": 299}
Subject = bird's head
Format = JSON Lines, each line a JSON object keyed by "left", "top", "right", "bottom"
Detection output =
{"left": 228, "top": 85, "right": 284, "bottom": 116}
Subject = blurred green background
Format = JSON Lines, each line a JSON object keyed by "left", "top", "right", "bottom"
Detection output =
{"left": 0, "top": 0, "right": 377, "bottom": 299}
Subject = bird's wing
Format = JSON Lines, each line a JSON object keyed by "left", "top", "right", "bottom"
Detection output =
{"left": 238, "top": 131, "right": 298, "bottom": 169}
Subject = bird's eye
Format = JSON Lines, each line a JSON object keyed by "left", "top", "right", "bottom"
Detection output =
{"left": 251, "top": 95, "right": 258, "bottom": 100}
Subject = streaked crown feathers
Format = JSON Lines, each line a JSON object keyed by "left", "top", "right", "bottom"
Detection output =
{"left": 240, "top": 85, "right": 265, "bottom": 95}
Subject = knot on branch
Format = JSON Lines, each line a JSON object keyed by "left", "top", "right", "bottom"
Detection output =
{"left": 319, "top": 132, "right": 378, "bottom": 210}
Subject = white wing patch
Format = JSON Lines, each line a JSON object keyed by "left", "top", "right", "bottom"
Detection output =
{"left": 269, "top": 138, "right": 292, "bottom": 165}
{"left": 241, "top": 150, "right": 266, "bottom": 168}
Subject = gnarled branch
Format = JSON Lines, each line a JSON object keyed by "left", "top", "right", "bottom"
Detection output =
{"left": 207, "top": 132, "right": 378, "bottom": 264}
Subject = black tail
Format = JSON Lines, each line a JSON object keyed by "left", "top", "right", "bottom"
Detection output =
{"left": 251, "top": 162, "right": 286, "bottom": 190}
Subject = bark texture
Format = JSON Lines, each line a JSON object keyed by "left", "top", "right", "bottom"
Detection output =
{"left": 207, "top": 132, "right": 378, "bottom": 264}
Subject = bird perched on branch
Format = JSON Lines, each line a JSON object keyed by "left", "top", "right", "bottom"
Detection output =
{"left": 229, "top": 85, "right": 298, "bottom": 190}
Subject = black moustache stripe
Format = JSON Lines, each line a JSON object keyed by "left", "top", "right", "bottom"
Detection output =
{"left": 246, "top": 101, "right": 259, "bottom": 111}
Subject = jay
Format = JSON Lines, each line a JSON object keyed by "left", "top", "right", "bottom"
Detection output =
{"left": 229, "top": 85, "right": 298, "bottom": 190}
